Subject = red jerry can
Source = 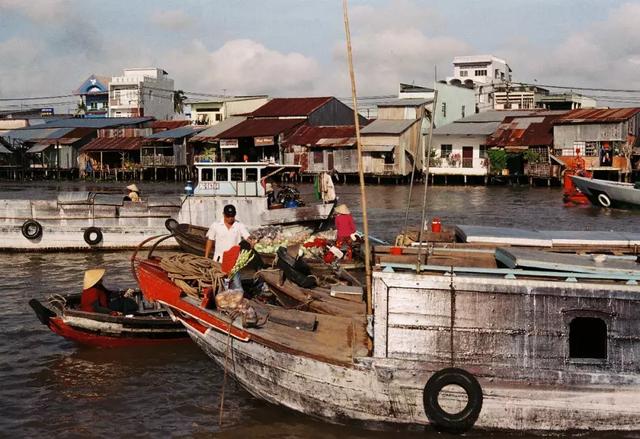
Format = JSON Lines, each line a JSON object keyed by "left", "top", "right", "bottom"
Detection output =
{"left": 431, "top": 217, "right": 442, "bottom": 233}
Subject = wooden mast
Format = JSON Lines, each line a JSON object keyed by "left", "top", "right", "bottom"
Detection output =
{"left": 342, "top": 0, "right": 372, "bottom": 316}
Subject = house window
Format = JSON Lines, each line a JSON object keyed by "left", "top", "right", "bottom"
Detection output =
{"left": 569, "top": 317, "right": 607, "bottom": 359}
{"left": 440, "top": 144, "right": 452, "bottom": 158}
{"left": 461, "top": 105, "right": 466, "bottom": 118}
{"left": 460, "top": 70, "right": 468, "bottom": 77}
{"left": 245, "top": 168, "right": 258, "bottom": 182}
{"left": 479, "top": 145, "right": 488, "bottom": 158}
{"left": 313, "top": 151, "right": 323, "bottom": 164}
{"left": 441, "top": 102, "right": 447, "bottom": 118}
{"left": 215, "top": 168, "right": 228, "bottom": 181}
{"left": 201, "top": 168, "right": 213, "bottom": 181}
{"left": 495, "top": 69, "right": 499, "bottom": 78}
{"left": 215, "top": 113, "right": 222, "bottom": 122}
{"left": 230, "top": 168, "right": 243, "bottom": 181}
{"left": 585, "top": 142, "right": 597, "bottom": 157}
{"left": 474, "top": 69, "right": 487, "bottom": 77}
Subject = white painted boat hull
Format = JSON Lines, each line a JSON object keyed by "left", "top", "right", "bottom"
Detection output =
{"left": 571, "top": 175, "right": 640, "bottom": 208}
{"left": 184, "top": 320, "right": 640, "bottom": 432}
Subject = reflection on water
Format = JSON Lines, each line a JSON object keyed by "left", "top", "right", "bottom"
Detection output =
{"left": 1, "top": 182, "right": 639, "bottom": 438}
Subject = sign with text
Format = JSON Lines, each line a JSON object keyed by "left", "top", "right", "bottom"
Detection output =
{"left": 254, "top": 136, "right": 274, "bottom": 146}
{"left": 220, "top": 139, "right": 238, "bottom": 149}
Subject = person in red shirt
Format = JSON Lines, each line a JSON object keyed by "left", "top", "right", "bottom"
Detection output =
{"left": 334, "top": 204, "right": 357, "bottom": 261}
{"left": 80, "top": 269, "right": 112, "bottom": 314}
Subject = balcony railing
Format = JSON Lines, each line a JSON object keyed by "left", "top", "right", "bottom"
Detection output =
{"left": 141, "top": 155, "right": 177, "bottom": 167}
{"left": 462, "top": 158, "right": 473, "bottom": 168}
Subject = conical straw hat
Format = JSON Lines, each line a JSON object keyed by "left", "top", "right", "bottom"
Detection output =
{"left": 335, "top": 204, "right": 350, "bottom": 215}
{"left": 83, "top": 269, "right": 105, "bottom": 289}
{"left": 126, "top": 184, "right": 139, "bottom": 192}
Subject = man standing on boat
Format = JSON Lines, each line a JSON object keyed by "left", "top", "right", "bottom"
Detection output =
{"left": 204, "top": 204, "right": 252, "bottom": 290}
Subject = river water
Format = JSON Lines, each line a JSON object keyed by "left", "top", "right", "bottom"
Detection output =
{"left": 1, "top": 181, "right": 639, "bottom": 438}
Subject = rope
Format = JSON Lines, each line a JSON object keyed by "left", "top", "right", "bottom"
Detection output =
{"left": 160, "top": 253, "right": 226, "bottom": 299}
{"left": 218, "top": 315, "right": 237, "bottom": 427}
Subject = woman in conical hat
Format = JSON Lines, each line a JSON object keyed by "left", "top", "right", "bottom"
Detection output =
{"left": 80, "top": 269, "right": 112, "bottom": 314}
{"left": 126, "top": 183, "right": 140, "bottom": 202}
{"left": 334, "top": 204, "right": 356, "bottom": 261}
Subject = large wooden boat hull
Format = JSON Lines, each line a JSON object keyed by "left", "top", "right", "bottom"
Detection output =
{"left": 571, "top": 175, "right": 640, "bottom": 208}
{"left": 29, "top": 295, "right": 188, "bottom": 347}
{"left": 135, "top": 258, "right": 640, "bottom": 432}
{"left": 0, "top": 193, "right": 180, "bottom": 251}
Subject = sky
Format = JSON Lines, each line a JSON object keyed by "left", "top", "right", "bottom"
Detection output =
{"left": 1, "top": 0, "right": 640, "bottom": 107}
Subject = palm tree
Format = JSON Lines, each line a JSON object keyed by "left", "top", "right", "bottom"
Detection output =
{"left": 76, "top": 100, "right": 87, "bottom": 116}
{"left": 173, "top": 90, "right": 187, "bottom": 114}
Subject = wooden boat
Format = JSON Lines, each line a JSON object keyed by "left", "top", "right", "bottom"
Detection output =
{"left": 571, "top": 175, "right": 640, "bottom": 208}
{"left": 133, "top": 246, "right": 640, "bottom": 433}
{"left": 29, "top": 291, "right": 188, "bottom": 347}
{"left": 177, "top": 161, "right": 335, "bottom": 231}
{"left": 0, "top": 191, "right": 181, "bottom": 251}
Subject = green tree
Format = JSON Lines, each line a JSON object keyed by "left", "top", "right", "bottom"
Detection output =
{"left": 173, "top": 90, "right": 187, "bottom": 114}
{"left": 487, "top": 148, "right": 507, "bottom": 175}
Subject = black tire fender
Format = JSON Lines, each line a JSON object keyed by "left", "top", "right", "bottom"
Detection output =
{"left": 21, "top": 219, "right": 43, "bottom": 240}
{"left": 165, "top": 218, "right": 179, "bottom": 232}
{"left": 423, "top": 367, "right": 483, "bottom": 434}
{"left": 83, "top": 226, "right": 103, "bottom": 246}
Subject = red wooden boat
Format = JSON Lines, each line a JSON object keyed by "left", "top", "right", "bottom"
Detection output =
{"left": 29, "top": 291, "right": 188, "bottom": 347}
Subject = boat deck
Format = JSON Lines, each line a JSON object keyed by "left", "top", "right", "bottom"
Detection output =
{"left": 184, "top": 295, "right": 369, "bottom": 365}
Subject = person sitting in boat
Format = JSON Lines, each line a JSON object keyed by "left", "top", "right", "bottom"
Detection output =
{"left": 80, "top": 269, "right": 138, "bottom": 315}
{"left": 334, "top": 204, "right": 357, "bottom": 262}
{"left": 204, "top": 204, "right": 254, "bottom": 290}
{"left": 125, "top": 184, "right": 141, "bottom": 202}
{"left": 265, "top": 182, "right": 276, "bottom": 208}
{"left": 80, "top": 269, "right": 113, "bottom": 314}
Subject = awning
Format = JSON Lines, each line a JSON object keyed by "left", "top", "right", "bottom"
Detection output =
{"left": 26, "top": 144, "right": 51, "bottom": 153}
{"left": 314, "top": 137, "right": 356, "bottom": 148}
{"left": 362, "top": 145, "right": 395, "bottom": 153}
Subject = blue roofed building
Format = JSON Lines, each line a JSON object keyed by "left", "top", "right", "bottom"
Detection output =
{"left": 75, "top": 74, "right": 111, "bottom": 118}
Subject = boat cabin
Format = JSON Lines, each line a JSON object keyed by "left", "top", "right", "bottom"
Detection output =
{"left": 193, "top": 161, "right": 300, "bottom": 197}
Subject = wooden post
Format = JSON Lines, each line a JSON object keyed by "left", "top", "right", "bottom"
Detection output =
{"left": 343, "top": 0, "right": 372, "bottom": 318}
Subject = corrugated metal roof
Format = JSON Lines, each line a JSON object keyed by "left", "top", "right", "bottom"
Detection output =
{"left": 486, "top": 113, "right": 568, "bottom": 147}
{"left": 26, "top": 143, "right": 51, "bottom": 153}
{"left": 2, "top": 127, "right": 75, "bottom": 141}
{"left": 377, "top": 98, "right": 431, "bottom": 107}
{"left": 80, "top": 137, "right": 144, "bottom": 152}
{"left": 144, "top": 126, "right": 205, "bottom": 142}
{"left": 42, "top": 117, "right": 153, "bottom": 129}
{"left": 314, "top": 137, "right": 356, "bottom": 147}
{"left": 190, "top": 117, "right": 247, "bottom": 142}
{"left": 284, "top": 125, "right": 356, "bottom": 146}
{"left": 453, "top": 110, "right": 543, "bottom": 123}
{"left": 554, "top": 108, "right": 640, "bottom": 125}
{"left": 433, "top": 121, "right": 501, "bottom": 136}
{"left": 0, "top": 144, "right": 12, "bottom": 154}
{"left": 360, "top": 119, "right": 418, "bottom": 135}
{"left": 217, "top": 118, "right": 304, "bottom": 139}
{"left": 250, "top": 97, "right": 333, "bottom": 117}
{"left": 150, "top": 120, "right": 191, "bottom": 131}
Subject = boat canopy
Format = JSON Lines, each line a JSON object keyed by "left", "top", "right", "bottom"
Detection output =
{"left": 193, "top": 161, "right": 301, "bottom": 197}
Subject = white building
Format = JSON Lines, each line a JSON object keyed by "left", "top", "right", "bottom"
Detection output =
{"left": 446, "top": 55, "right": 512, "bottom": 113}
{"left": 190, "top": 96, "right": 269, "bottom": 126}
{"left": 398, "top": 82, "right": 475, "bottom": 128}
{"left": 109, "top": 68, "right": 175, "bottom": 119}
{"left": 430, "top": 110, "right": 533, "bottom": 182}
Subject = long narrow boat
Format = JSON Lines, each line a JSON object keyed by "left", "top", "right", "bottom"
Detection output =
{"left": 134, "top": 248, "right": 640, "bottom": 433}
{"left": 571, "top": 175, "right": 640, "bottom": 208}
{"left": 29, "top": 292, "right": 188, "bottom": 347}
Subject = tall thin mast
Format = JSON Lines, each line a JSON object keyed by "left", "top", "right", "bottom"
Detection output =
{"left": 342, "top": 0, "right": 372, "bottom": 316}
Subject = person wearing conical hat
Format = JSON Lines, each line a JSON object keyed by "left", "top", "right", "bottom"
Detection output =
{"left": 126, "top": 183, "right": 140, "bottom": 202}
{"left": 334, "top": 204, "right": 357, "bottom": 261}
{"left": 80, "top": 269, "right": 112, "bottom": 314}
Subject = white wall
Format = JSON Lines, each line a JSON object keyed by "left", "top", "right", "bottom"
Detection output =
{"left": 430, "top": 134, "right": 489, "bottom": 176}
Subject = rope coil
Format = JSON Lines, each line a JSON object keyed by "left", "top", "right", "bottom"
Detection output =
{"left": 159, "top": 253, "right": 226, "bottom": 299}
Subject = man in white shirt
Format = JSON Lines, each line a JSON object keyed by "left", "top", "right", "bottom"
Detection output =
{"left": 204, "top": 204, "right": 251, "bottom": 290}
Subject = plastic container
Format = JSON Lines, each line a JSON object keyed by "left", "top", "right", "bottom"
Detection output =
{"left": 431, "top": 217, "right": 442, "bottom": 233}
{"left": 389, "top": 246, "right": 403, "bottom": 255}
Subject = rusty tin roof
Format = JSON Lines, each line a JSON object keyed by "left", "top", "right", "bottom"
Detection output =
{"left": 554, "top": 108, "right": 640, "bottom": 125}
{"left": 250, "top": 97, "right": 333, "bottom": 117}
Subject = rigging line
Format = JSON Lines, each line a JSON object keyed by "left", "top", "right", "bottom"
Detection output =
{"left": 0, "top": 93, "right": 76, "bottom": 102}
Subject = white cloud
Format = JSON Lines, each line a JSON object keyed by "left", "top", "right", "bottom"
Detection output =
{"left": 500, "top": 2, "right": 640, "bottom": 92}
{"left": 0, "top": 0, "right": 70, "bottom": 24}
{"left": 164, "top": 39, "right": 320, "bottom": 96}
{"left": 149, "top": 9, "right": 194, "bottom": 30}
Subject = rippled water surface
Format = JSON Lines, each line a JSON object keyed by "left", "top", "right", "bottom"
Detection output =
{"left": 1, "top": 181, "right": 639, "bottom": 438}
